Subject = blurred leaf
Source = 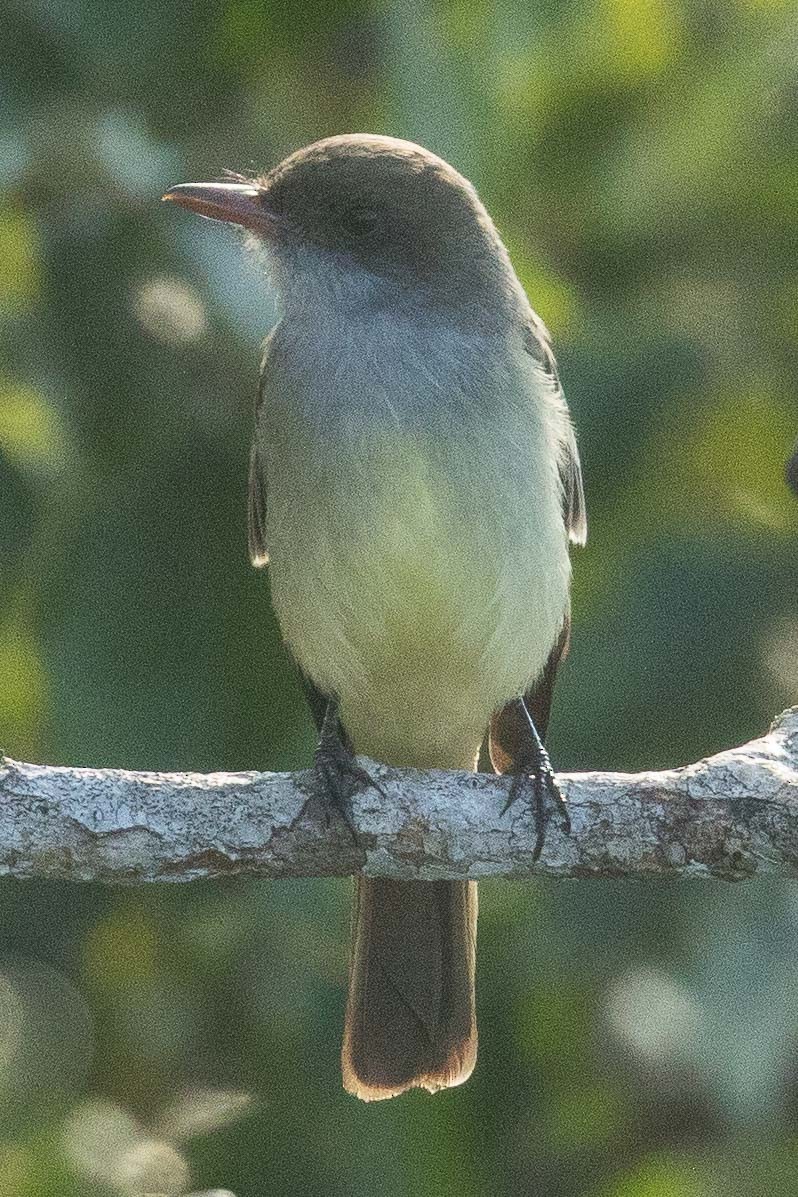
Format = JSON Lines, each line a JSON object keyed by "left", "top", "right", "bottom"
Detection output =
{"left": 84, "top": 909, "right": 159, "bottom": 991}
{"left": 546, "top": 1080, "right": 624, "bottom": 1151}
{"left": 0, "top": 383, "right": 71, "bottom": 480}
{"left": 599, "top": 384, "right": 797, "bottom": 550}
{"left": 0, "top": 1145, "right": 33, "bottom": 1197}
{"left": 602, "top": 1154, "right": 711, "bottom": 1197}
{"left": 593, "top": 0, "right": 682, "bottom": 82}
{"left": 0, "top": 209, "right": 40, "bottom": 312}
{"left": 502, "top": 231, "right": 582, "bottom": 336}
{"left": 0, "top": 610, "right": 48, "bottom": 757}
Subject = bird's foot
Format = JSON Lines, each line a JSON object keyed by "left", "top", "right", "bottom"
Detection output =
{"left": 315, "top": 701, "right": 386, "bottom": 841}
{"left": 501, "top": 741, "right": 570, "bottom": 862}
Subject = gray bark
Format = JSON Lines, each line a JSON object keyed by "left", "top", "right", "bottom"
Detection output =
{"left": 1, "top": 708, "right": 796, "bottom": 884}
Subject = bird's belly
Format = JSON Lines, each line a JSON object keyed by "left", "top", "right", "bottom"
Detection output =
{"left": 267, "top": 435, "right": 570, "bottom": 769}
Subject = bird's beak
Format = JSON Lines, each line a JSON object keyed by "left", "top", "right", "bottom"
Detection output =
{"left": 162, "top": 181, "right": 279, "bottom": 236}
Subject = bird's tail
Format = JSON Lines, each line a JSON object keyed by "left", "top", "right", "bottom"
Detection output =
{"left": 341, "top": 876, "right": 477, "bottom": 1101}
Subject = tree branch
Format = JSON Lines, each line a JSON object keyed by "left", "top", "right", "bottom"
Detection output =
{"left": 1, "top": 709, "right": 796, "bottom": 884}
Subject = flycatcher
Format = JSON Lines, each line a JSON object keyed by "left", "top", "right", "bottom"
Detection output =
{"left": 163, "top": 134, "right": 586, "bottom": 1101}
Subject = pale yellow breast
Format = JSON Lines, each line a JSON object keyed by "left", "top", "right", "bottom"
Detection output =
{"left": 267, "top": 426, "right": 571, "bottom": 769}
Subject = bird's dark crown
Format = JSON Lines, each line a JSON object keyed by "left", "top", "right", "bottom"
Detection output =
{"left": 256, "top": 134, "right": 501, "bottom": 284}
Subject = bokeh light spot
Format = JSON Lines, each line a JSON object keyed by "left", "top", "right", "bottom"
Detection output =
{"left": 131, "top": 275, "right": 209, "bottom": 346}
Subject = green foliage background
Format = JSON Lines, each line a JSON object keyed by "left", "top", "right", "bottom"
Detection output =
{"left": 1, "top": 1, "right": 797, "bottom": 1194}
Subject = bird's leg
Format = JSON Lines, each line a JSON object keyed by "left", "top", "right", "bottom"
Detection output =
{"left": 315, "top": 698, "right": 386, "bottom": 838}
{"left": 499, "top": 698, "right": 570, "bottom": 861}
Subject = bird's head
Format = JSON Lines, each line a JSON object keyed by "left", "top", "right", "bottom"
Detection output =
{"left": 163, "top": 134, "right": 519, "bottom": 321}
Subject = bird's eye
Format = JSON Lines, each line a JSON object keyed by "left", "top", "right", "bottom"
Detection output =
{"left": 342, "top": 210, "right": 378, "bottom": 236}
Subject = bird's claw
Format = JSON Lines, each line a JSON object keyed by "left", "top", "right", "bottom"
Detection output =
{"left": 501, "top": 745, "right": 569, "bottom": 861}
{"left": 315, "top": 704, "right": 387, "bottom": 843}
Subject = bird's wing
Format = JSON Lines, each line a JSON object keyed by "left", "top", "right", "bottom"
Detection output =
{"left": 248, "top": 441, "right": 268, "bottom": 566}
{"left": 486, "top": 314, "right": 586, "bottom": 769}
{"left": 247, "top": 335, "right": 274, "bottom": 568}
{"left": 524, "top": 312, "right": 587, "bottom": 547}
{"left": 488, "top": 613, "right": 570, "bottom": 769}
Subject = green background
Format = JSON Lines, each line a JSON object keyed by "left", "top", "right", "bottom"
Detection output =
{"left": 1, "top": 1, "right": 797, "bottom": 1194}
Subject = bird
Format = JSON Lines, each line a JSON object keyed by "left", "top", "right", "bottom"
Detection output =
{"left": 163, "top": 134, "right": 586, "bottom": 1101}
